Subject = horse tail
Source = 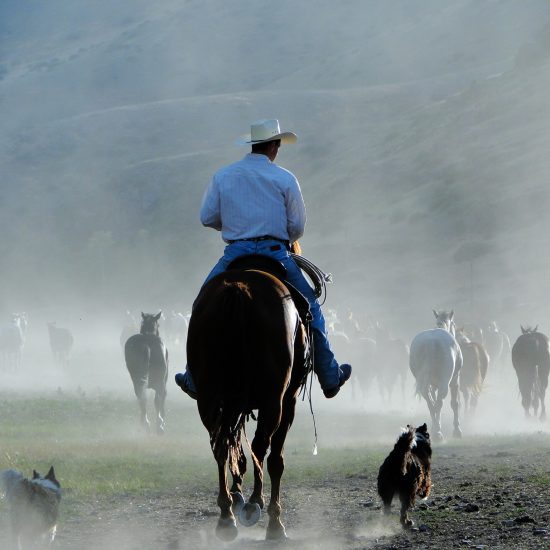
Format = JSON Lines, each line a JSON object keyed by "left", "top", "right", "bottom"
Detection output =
{"left": 209, "top": 280, "right": 256, "bottom": 475}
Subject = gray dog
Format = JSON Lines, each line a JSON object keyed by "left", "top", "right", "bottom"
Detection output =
{"left": 1, "top": 467, "right": 61, "bottom": 549}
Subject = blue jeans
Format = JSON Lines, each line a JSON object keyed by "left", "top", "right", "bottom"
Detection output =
{"left": 185, "top": 239, "right": 341, "bottom": 391}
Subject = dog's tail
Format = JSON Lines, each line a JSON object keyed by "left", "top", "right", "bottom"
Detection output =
{"left": 391, "top": 426, "right": 416, "bottom": 475}
{"left": 0, "top": 469, "right": 24, "bottom": 497}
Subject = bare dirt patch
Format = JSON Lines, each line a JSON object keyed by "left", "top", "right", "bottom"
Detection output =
{"left": 52, "top": 427, "right": 550, "bottom": 550}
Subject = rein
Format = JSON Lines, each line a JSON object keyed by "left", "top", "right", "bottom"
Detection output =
{"left": 298, "top": 320, "right": 318, "bottom": 455}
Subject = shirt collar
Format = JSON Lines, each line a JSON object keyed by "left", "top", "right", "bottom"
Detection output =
{"left": 245, "top": 153, "right": 272, "bottom": 163}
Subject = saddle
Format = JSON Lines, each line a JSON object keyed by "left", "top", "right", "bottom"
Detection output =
{"left": 227, "top": 254, "right": 312, "bottom": 325}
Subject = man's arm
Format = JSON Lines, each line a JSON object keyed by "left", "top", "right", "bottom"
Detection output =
{"left": 199, "top": 176, "right": 222, "bottom": 230}
{"left": 286, "top": 177, "right": 306, "bottom": 242}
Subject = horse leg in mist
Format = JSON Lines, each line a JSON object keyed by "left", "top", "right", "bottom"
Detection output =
{"left": 419, "top": 387, "right": 441, "bottom": 440}
{"left": 153, "top": 388, "right": 166, "bottom": 434}
{"left": 433, "top": 392, "right": 444, "bottom": 440}
{"left": 125, "top": 336, "right": 152, "bottom": 432}
{"left": 264, "top": 392, "right": 298, "bottom": 540}
{"left": 400, "top": 373, "right": 407, "bottom": 403}
{"left": 515, "top": 365, "right": 536, "bottom": 418}
{"left": 461, "top": 388, "right": 470, "bottom": 415}
{"left": 450, "top": 375, "right": 462, "bottom": 438}
{"left": 246, "top": 400, "right": 282, "bottom": 528}
{"left": 151, "top": 346, "right": 168, "bottom": 434}
{"left": 134, "top": 383, "right": 150, "bottom": 431}
{"left": 538, "top": 364, "right": 549, "bottom": 421}
{"left": 214, "top": 447, "right": 238, "bottom": 541}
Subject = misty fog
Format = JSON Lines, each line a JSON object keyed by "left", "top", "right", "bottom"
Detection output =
{"left": 2, "top": 1, "right": 550, "bottom": 548}
{"left": 1, "top": 0, "right": 549, "bottom": 337}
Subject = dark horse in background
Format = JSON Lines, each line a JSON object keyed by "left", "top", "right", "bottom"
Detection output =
{"left": 186, "top": 262, "right": 309, "bottom": 541}
{"left": 511, "top": 326, "right": 550, "bottom": 420}
{"left": 124, "top": 312, "right": 168, "bottom": 434}
{"left": 47, "top": 322, "right": 74, "bottom": 367}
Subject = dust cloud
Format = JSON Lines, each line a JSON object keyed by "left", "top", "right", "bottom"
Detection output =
{"left": 2, "top": 1, "right": 550, "bottom": 548}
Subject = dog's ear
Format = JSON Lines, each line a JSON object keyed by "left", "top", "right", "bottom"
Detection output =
{"left": 418, "top": 423, "right": 428, "bottom": 433}
{"left": 32, "top": 470, "right": 40, "bottom": 479}
{"left": 46, "top": 466, "right": 56, "bottom": 481}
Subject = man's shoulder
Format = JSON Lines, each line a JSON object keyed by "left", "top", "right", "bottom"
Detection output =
{"left": 273, "top": 163, "right": 297, "bottom": 180}
{"left": 215, "top": 158, "right": 245, "bottom": 177}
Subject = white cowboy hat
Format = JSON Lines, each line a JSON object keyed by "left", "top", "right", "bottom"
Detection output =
{"left": 238, "top": 119, "right": 297, "bottom": 145}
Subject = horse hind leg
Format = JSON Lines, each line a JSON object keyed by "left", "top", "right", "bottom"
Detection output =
{"left": 153, "top": 388, "right": 166, "bottom": 434}
{"left": 450, "top": 380, "right": 462, "bottom": 438}
{"left": 133, "top": 384, "right": 150, "bottom": 431}
{"left": 420, "top": 387, "right": 442, "bottom": 440}
{"left": 229, "top": 440, "right": 247, "bottom": 517}
{"left": 537, "top": 367, "right": 548, "bottom": 421}
{"left": 214, "top": 448, "right": 238, "bottom": 542}
{"left": 263, "top": 394, "right": 299, "bottom": 541}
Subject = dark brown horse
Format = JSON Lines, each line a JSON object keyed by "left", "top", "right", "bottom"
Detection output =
{"left": 186, "top": 267, "right": 309, "bottom": 541}
{"left": 511, "top": 326, "right": 550, "bottom": 420}
{"left": 124, "top": 312, "right": 168, "bottom": 433}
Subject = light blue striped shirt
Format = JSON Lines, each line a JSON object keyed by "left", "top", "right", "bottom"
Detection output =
{"left": 200, "top": 153, "right": 307, "bottom": 243}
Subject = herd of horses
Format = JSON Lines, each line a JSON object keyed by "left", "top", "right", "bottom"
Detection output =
{"left": 410, "top": 310, "right": 549, "bottom": 440}
{"left": 4, "top": 267, "right": 549, "bottom": 541}
{"left": 0, "top": 314, "right": 74, "bottom": 371}
{"left": 117, "top": 264, "right": 549, "bottom": 540}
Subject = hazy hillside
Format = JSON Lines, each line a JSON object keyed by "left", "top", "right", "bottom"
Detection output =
{"left": 1, "top": 0, "right": 550, "bottom": 335}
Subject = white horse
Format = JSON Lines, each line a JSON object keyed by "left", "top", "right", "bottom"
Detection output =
{"left": 409, "top": 310, "right": 463, "bottom": 440}
{"left": 0, "top": 314, "right": 25, "bottom": 371}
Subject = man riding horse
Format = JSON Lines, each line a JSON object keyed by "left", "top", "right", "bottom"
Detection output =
{"left": 175, "top": 119, "right": 351, "bottom": 399}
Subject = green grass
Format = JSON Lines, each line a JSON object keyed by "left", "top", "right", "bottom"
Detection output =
{"left": 0, "top": 392, "right": 388, "bottom": 504}
{"left": 4, "top": 391, "right": 550, "bottom": 518}
{"left": 0, "top": 391, "right": 213, "bottom": 498}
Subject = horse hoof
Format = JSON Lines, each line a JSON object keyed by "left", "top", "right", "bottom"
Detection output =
{"left": 156, "top": 424, "right": 165, "bottom": 435}
{"left": 266, "top": 523, "right": 287, "bottom": 541}
{"left": 231, "top": 491, "right": 245, "bottom": 515}
{"left": 216, "top": 518, "right": 238, "bottom": 541}
{"left": 453, "top": 428, "right": 462, "bottom": 438}
{"left": 238, "top": 502, "right": 261, "bottom": 527}
{"left": 434, "top": 431, "right": 444, "bottom": 442}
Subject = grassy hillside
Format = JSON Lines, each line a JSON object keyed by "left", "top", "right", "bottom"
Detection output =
{"left": 1, "top": 1, "right": 550, "bottom": 333}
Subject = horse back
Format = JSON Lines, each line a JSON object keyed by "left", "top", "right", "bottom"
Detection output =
{"left": 512, "top": 332, "right": 550, "bottom": 370}
{"left": 410, "top": 329, "right": 462, "bottom": 382}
